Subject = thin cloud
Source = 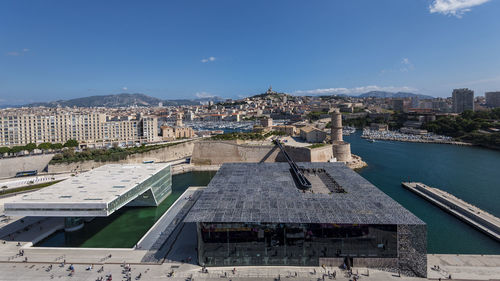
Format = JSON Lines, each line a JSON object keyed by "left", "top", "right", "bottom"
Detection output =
{"left": 459, "top": 75, "right": 500, "bottom": 85}
{"left": 429, "top": 0, "right": 491, "bottom": 17}
{"left": 400, "top": 57, "right": 414, "bottom": 72}
{"left": 195, "top": 92, "right": 215, "bottom": 98}
{"left": 293, "top": 85, "right": 418, "bottom": 96}
{"left": 122, "top": 86, "right": 128, "bottom": 91}
{"left": 6, "top": 48, "right": 29, "bottom": 56}
{"left": 201, "top": 56, "right": 216, "bottom": 63}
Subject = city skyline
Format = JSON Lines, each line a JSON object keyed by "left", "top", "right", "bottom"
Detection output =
{"left": 2, "top": 0, "right": 500, "bottom": 105}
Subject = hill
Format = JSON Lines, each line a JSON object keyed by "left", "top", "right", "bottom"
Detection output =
{"left": 25, "top": 93, "right": 226, "bottom": 107}
{"left": 357, "top": 91, "right": 433, "bottom": 99}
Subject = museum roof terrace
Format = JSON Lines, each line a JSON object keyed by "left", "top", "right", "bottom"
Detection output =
{"left": 185, "top": 162, "right": 424, "bottom": 225}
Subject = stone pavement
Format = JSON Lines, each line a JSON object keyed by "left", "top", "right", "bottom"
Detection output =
{"left": 1, "top": 255, "right": 500, "bottom": 281}
{"left": 0, "top": 262, "right": 422, "bottom": 281}
{"left": 427, "top": 254, "right": 500, "bottom": 280}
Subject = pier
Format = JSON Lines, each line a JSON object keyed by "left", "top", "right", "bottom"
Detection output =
{"left": 402, "top": 182, "right": 500, "bottom": 242}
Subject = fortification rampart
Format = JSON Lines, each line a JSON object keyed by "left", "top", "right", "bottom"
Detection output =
{"left": 0, "top": 154, "right": 54, "bottom": 179}
{"left": 191, "top": 141, "right": 333, "bottom": 165}
{"left": 48, "top": 141, "right": 195, "bottom": 173}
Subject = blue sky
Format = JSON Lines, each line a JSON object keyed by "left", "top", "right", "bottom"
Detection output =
{"left": 1, "top": 0, "right": 500, "bottom": 104}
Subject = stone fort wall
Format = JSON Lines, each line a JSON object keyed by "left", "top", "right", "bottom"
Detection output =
{"left": 48, "top": 141, "right": 195, "bottom": 173}
{"left": 191, "top": 141, "right": 333, "bottom": 165}
{"left": 0, "top": 154, "right": 54, "bottom": 179}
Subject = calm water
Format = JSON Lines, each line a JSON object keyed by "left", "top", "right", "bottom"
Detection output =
{"left": 36, "top": 171, "right": 216, "bottom": 248}
{"left": 344, "top": 131, "right": 500, "bottom": 254}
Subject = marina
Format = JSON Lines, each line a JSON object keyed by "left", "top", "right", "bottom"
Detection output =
{"left": 342, "top": 126, "right": 356, "bottom": 135}
{"left": 361, "top": 128, "right": 469, "bottom": 145}
{"left": 402, "top": 182, "right": 500, "bottom": 242}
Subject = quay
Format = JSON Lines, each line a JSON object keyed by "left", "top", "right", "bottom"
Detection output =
{"left": 402, "top": 182, "right": 500, "bottom": 242}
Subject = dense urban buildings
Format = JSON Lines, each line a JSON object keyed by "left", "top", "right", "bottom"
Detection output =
{"left": 485, "top": 91, "right": 500, "bottom": 108}
{"left": 1, "top": 86, "right": 499, "bottom": 153}
{"left": 185, "top": 162, "right": 427, "bottom": 277}
{"left": 452, "top": 88, "right": 475, "bottom": 113}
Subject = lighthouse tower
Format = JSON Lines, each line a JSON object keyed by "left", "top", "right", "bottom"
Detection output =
{"left": 331, "top": 108, "right": 352, "bottom": 162}
{"left": 331, "top": 108, "right": 343, "bottom": 142}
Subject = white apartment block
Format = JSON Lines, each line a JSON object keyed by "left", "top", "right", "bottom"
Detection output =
{"left": 0, "top": 111, "right": 159, "bottom": 147}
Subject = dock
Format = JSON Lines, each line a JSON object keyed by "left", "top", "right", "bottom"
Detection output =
{"left": 402, "top": 182, "right": 500, "bottom": 242}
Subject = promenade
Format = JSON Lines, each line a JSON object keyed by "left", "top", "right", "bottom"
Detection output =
{"left": 0, "top": 254, "right": 500, "bottom": 280}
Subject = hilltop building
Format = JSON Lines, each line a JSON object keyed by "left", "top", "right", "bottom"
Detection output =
{"left": 452, "top": 88, "right": 474, "bottom": 113}
{"left": 265, "top": 85, "right": 277, "bottom": 95}
{"left": 185, "top": 162, "right": 427, "bottom": 277}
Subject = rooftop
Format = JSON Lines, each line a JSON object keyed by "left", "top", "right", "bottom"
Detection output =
{"left": 185, "top": 162, "right": 424, "bottom": 225}
{"left": 4, "top": 163, "right": 170, "bottom": 217}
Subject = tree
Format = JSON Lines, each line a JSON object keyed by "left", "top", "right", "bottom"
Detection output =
{"left": 64, "top": 139, "right": 79, "bottom": 148}
{"left": 51, "top": 143, "right": 63, "bottom": 149}
{"left": 38, "top": 142, "right": 52, "bottom": 150}
{"left": 25, "top": 143, "right": 37, "bottom": 151}
{"left": 9, "top": 146, "right": 24, "bottom": 153}
{"left": 0, "top": 147, "right": 10, "bottom": 155}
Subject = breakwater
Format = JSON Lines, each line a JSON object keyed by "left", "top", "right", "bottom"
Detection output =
{"left": 402, "top": 182, "right": 500, "bottom": 242}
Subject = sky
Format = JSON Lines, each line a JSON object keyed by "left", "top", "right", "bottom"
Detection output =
{"left": 1, "top": 0, "right": 500, "bottom": 105}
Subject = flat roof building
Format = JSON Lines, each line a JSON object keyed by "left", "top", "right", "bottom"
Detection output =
{"left": 485, "top": 91, "right": 500, "bottom": 108}
{"left": 5, "top": 163, "right": 171, "bottom": 218}
{"left": 452, "top": 88, "right": 474, "bottom": 113}
{"left": 185, "top": 162, "right": 426, "bottom": 277}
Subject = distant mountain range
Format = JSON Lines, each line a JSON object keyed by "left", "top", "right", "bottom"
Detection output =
{"left": 356, "top": 91, "right": 433, "bottom": 99}
{"left": 23, "top": 93, "right": 226, "bottom": 108}
{"left": 12, "top": 90, "right": 434, "bottom": 108}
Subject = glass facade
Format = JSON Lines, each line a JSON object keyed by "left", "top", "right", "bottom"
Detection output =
{"left": 150, "top": 166, "right": 172, "bottom": 203}
{"left": 198, "top": 222, "right": 397, "bottom": 266}
{"left": 107, "top": 166, "right": 172, "bottom": 213}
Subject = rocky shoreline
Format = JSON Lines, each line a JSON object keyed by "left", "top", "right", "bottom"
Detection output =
{"left": 346, "top": 154, "right": 368, "bottom": 170}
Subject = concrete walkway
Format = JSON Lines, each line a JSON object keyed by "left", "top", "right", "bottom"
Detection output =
{"left": 427, "top": 254, "right": 500, "bottom": 280}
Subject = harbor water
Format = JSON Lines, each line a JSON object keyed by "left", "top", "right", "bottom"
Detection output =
{"left": 345, "top": 131, "right": 500, "bottom": 254}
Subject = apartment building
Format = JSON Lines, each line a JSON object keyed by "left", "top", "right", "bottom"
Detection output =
{"left": 452, "top": 88, "right": 474, "bottom": 113}
{"left": 0, "top": 110, "right": 159, "bottom": 147}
